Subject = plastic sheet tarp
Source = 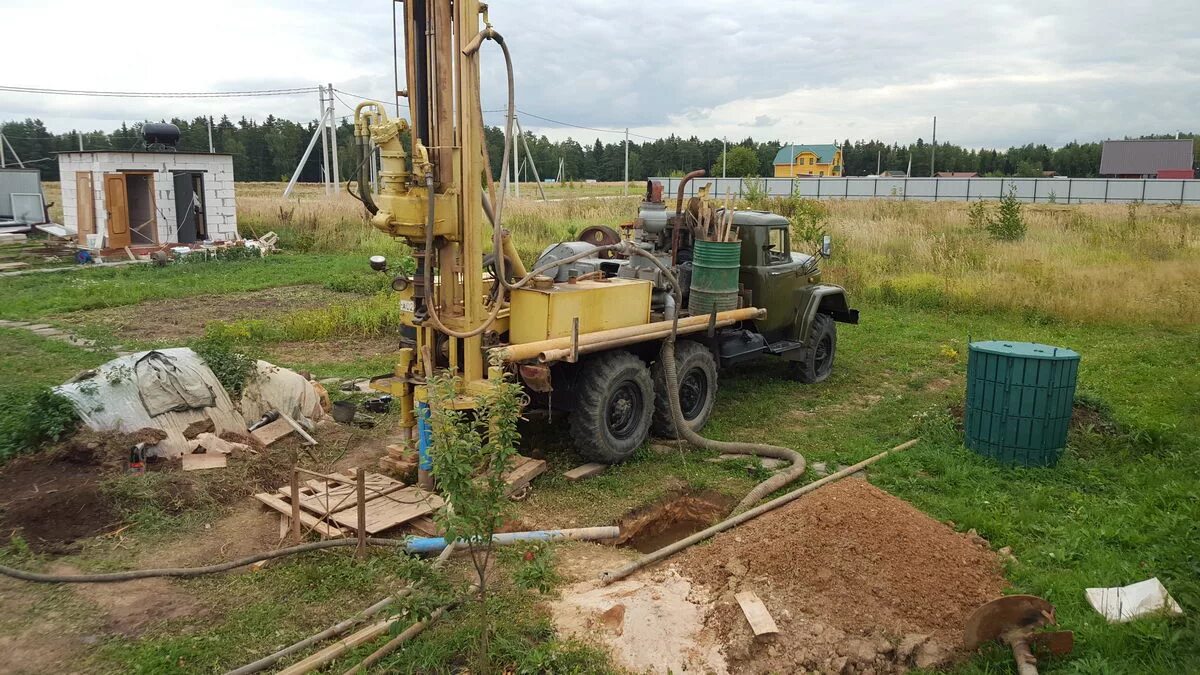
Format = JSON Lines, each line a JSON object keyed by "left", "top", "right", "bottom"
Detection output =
{"left": 55, "top": 348, "right": 323, "bottom": 458}
{"left": 1085, "top": 577, "right": 1184, "bottom": 623}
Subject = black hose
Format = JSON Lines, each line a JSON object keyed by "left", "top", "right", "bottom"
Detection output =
{"left": 0, "top": 538, "right": 409, "bottom": 584}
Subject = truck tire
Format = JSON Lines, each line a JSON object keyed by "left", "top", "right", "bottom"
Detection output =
{"left": 569, "top": 350, "right": 654, "bottom": 464}
{"left": 651, "top": 340, "right": 718, "bottom": 439}
{"left": 789, "top": 313, "right": 836, "bottom": 383}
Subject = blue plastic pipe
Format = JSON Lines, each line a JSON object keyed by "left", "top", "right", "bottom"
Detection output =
{"left": 416, "top": 402, "right": 432, "bottom": 471}
{"left": 405, "top": 526, "right": 620, "bottom": 554}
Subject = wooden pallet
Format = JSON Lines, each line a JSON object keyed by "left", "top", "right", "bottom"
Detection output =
{"left": 330, "top": 487, "right": 445, "bottom": 534}
{"left": 296, "top": 472, "right": 407, "bottom": 515}
{"left": 253, "top": 492, "right": 344, "bottom": 539}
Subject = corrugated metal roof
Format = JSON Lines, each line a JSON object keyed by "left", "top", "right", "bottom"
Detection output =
{"left": 1099, "top": 139, "right": 1193, "bottom": 175}
{"left": 773, "top": 144, "right": 840, "bottom": 165}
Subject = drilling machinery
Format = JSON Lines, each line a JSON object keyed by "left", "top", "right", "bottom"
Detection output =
{"left": 355, "top": 1, "right": 858, "bottom": 486}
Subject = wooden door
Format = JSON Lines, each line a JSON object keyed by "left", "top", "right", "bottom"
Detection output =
{"left": 75, "top": 172, "right": 95, "bottom": 245}
{"left": 103, "top": 173, "right": 130, "bottom": 248}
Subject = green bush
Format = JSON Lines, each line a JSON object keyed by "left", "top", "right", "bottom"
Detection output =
{"left": 192, "top": 332, "right": 260, "bottom": 398}
{"left": 0, "top": 388, "right": 79, "bottom": 461}
{"left": 985, "top": 185, "right": 1027, "bottom": 241}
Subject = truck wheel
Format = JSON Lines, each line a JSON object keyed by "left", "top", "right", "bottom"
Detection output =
{"left": 651, "top": 340, "right": 718, "bottom": 439}
{"left": 789, "top": 313, "right": 836, "bottom": 383}
{"left": 569, "top": 351, "right": 654, "bottom": 464}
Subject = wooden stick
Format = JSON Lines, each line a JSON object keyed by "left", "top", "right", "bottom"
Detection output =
{"left": 279, "top": 411, "right": 318, "bottom": 446}
{"left": 290, "top": 470, "right": 302, "bottom": 545}
{"left": 355, "top": 470, "right": 367, "bottom": 558}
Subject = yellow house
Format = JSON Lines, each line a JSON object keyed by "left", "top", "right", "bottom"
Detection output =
{"left": 772, "top": 144, "right": 843, "bottom": 177}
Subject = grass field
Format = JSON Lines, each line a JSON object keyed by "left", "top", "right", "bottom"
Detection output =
{"left": 1, "top": 183, "right": 1197, "bottom": 673}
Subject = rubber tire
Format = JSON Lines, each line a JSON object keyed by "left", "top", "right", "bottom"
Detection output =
{"left": 569, "top": 350, "right": 654, "bottom": 464}
{"left": 789, "top": 313, "right": 837, "bottom": 384}
{"left": 651, "top": 341, "right": 719, "bottom": 439}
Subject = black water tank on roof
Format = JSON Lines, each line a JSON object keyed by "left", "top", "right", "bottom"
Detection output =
{"left": 142, "top": 122, "right": 181, "bottom": 149}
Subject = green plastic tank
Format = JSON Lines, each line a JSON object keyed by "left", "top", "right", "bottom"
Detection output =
{"left": 965, "top": 341, "right": 1080, "bottom": 467}
{"left": 688, "top": 240, "right": 741, "bottom": 315}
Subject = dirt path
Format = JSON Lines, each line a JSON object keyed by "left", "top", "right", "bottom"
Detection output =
{"left": 52, "top": 285, "right": 359, "bottom": 343}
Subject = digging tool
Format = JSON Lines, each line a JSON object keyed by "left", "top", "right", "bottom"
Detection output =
{"left": 964, "top": 595, "right": 1074, "bottom": 675}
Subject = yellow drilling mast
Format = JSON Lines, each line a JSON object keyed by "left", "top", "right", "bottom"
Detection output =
{"left": 352, "top": 1, "right": 856, "bottom": 485}
{"left": 354, "top": 0, "right": 505, "bottom": 487}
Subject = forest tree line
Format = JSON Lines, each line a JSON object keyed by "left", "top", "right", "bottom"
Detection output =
{"left": 3, "top": 116, "right": 1196, "bottom": 184}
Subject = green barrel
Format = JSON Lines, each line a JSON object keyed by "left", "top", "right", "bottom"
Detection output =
{"left": 688, "top": 240, "right": 741, "bottom": 315}
{"left": 965, "top": 341, "right": 1080, "bottom": 467}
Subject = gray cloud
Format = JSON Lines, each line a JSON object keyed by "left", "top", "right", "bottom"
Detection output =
{"left": 2, "top": 0, "right": 1197, "bottom": 150}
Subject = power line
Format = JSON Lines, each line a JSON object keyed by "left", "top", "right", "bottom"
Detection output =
{"left": 0, "top": 84, "right": 318, "bottom": 99}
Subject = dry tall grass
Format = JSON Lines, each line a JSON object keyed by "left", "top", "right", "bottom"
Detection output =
{"left": 195, "top": 182, "right": 1200, "bottom": 327}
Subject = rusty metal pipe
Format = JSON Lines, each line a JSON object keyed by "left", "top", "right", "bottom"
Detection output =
{"left": 491, "top": 307, "right": 763, "bottom": 363}
{"left": 675, "top": 169, "right": 706, "bottom": 216}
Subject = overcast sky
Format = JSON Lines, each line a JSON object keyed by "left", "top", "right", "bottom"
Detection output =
{"left": 2, "top": 0, "right": 1197, "bottom": 149}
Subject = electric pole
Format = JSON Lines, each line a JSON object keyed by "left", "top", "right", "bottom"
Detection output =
{"left": 722, "top": 136, "right": 727, "bottom": 178}
{"left": 623, "top": 128, "right": 629, "bottom": 195}
{"left": 78, "top": 130, "right": 84, "bottom": 152}
{"left": 328, "top": 82, "right": 339, "bottom": 189}
{"left": 318, "top": 85, "right": 331, "bottom": 195}
{"left": 207, "top": 116, "right": 214, "bottom": 153}
{"left": 512, "top": 113, "right": 520, "bottom": 199}
{"left": 930, "top": 116, "right": 937, "bottom": 177}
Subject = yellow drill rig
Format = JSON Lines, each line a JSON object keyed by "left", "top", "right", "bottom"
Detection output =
{"left": 354, "top": 1, "right": 857, "bottom": 488}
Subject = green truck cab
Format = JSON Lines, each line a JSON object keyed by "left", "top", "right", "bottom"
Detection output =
{"left": 726, "top": 209, "right": 858, "bottom": 382}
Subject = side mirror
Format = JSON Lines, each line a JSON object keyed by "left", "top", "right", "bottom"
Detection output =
{"left": 820, "top": 235, "right": 832, "bottom": 258}
{"left": 369, "top": 255, "right": 388, "bottom": 272}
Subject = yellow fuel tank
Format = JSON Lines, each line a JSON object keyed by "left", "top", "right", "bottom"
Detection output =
{"left": 508, "top": 278, "right": 653, "bottom": 344}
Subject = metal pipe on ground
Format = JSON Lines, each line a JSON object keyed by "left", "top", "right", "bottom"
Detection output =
{"left": 492, "top": 308, "right": 764, "bottom": 363}
{"left": 404, "top": 526, "right": 619, "bottom": 554}
{"left": 598, "top": 439, "right": 920, "bottom": 585}
{"left": 226, "top": 544, "right": 457, "bottom": 675}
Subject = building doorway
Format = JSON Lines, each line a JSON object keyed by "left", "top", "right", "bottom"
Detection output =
{"left": 173, "top": 171, "right": 208, "bottom": 243}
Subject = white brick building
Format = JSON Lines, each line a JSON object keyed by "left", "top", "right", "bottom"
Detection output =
{"left": 57, "top": 151, "right": 239, "bottom": 248}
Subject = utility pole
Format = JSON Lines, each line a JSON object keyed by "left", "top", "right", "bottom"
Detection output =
{"left": 1, "top": 133, "right": 23, "bottom": 168}
{"left": 318, "top": 85, "right": 332, "bottom": 195}
{"left": 512, "top": 113, "right": 520, "bottom": 199}
{"left": 328, "top": 82, "right": 340, "bottom": 189}
{"left": 78, "top": 130, "right": 84, "bottom": 152}
{"left": 876, "top": 149, "right": 881, "bottom": 175}
{"left": 514, "top": 116, "right": 546, "bottom": 201}
{"left": 623, "top": 128, "right": 630, "bottom": 195}
{"left": 930, "top": 116, "right": 937, "bottom": 177}
{"left": 207, "top": 116, "right": 214, "bottom": 153}
{"left": 722, "top": 136, "right": 727, "bottom": 178}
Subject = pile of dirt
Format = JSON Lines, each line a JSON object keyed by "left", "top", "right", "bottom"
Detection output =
{"left": 672, "top": 478, "right": 1007, "bottom": 674}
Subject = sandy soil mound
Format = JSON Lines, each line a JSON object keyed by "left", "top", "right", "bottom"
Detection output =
{"left": 673, "top": 477, "right": 1007, "bottom": 674}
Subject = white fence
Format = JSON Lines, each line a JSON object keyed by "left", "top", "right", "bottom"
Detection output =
{"left": 651, "top": 176, "right": 1200, "bottom": 205}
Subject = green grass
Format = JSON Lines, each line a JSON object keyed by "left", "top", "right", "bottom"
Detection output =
{"left": 1, "top": 200, "right": 1198, "bottom": 672}
{"left": 0, "top": 253, "right": 375, "bottom": 320}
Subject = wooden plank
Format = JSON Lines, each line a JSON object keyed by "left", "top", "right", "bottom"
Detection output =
{"left": 0, "top": 262, "right": 30, "bottom": 271}
{"left": 406, "top": 515, "right": 442, "bottom": 536}
{"left": 181, "top": 452, "right": 227, "bottom": 471}
{"left": 278, "top": 410, "right": 318, "bottom": 445}
{"left": 299, "top": 473, "right": 406, "bottom": 515}
{"left": 503, "top": 456, "right": 547, "bottom": 495}
{"left": 251, "top": 417, "right": 294, "bottom": 447}
{"left": 562, "top": 462, "right": 607, "bottom": 481}
{"left": 735, "top": 591, "right": 779, "bottom": 638}
{"left": 253, "top": 492, "right": 343, "bottom": 538}
{"left": 330, "top": 487, "right": 444, "bottom": 534}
